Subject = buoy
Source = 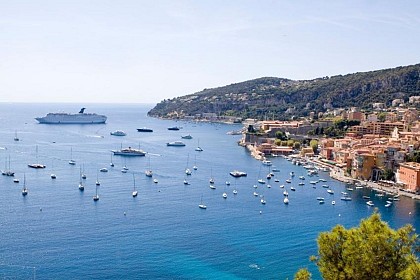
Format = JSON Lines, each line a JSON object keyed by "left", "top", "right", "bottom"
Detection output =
{"left": 259, "top": 211, "right": 262, "bottom": 214}
{"left": 124, "top": 212, "right": 126, "bottom": 216}
{"left": 338, "top": 214, "right": 341, "bottom": 217}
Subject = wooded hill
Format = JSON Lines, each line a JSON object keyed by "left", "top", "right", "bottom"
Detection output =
{"left": 148, "top": 64, "right": 420, "bottom": 120}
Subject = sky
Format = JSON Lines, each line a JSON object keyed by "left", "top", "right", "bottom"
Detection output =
{"left": 0, "top": 0, "right": 419, "bottom": 104}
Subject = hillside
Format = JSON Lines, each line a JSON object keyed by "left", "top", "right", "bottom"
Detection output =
{"left": 148, "top": 64, "right": 420, "bottom": 120}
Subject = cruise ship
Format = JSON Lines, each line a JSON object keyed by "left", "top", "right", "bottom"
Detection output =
{"left": 35, "top": 108, "right": 107, "bottom": 124}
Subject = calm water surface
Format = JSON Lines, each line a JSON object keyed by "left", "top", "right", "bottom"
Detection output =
{"left": 0, "top": 103, "right": 419, "bottom": 279}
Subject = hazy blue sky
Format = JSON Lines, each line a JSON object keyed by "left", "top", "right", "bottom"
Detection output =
{"left": 1, "top": 0, "right": 419, "bottom": 104}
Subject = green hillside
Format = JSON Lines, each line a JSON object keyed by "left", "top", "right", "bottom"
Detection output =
{"left": 148, "top": 64, "right": 420, "bottom": 120}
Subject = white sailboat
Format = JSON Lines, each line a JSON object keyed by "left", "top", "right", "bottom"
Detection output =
{"left": 1, "top": 155, "right": 15, "bottom": 176}
{"left": 93, "top": 185, "right": 99, "bottom": 201}
{"left": 185, "top": 154, "right": 192, "bottom": 175}
{"left": 68, "top": 147, "right": 76, "bottom": 165}
{"left": 199, "top": 195, "right": 207, "bottom": 209}
{"left": 50, "top": 159, "right": 56, "bottom": 179}
{"left": 195, "top": 139, "right": 203, "bottom": 152}
{"left": 193, "top": 155, "right": 198, "bottom": 170}
{"left": 145, "top": 155, "right": 153, "bottom": 177}
{"left": 78, "top": 167, "right": 84, "bottom": 191}
{"left": 209, "top": 167, "right": 214, "bottom": 184}
{"left": 96, "top": 171, "right": 100, "bottom": 186}
{"left": 21, "top": 174, "right": 28, "bottom": 196}
{"left": 110, "top": 153, "right": 115, "bottom": 167}
{"left": 132, "top": 174, "right": 138, "bottom": 197}
{"left": 28, "top": 145, "right": 46, "bottom": 169}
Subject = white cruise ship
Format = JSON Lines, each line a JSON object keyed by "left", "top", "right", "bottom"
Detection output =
{"left": 35, "top": 108, "right": 107, "bottom": 124}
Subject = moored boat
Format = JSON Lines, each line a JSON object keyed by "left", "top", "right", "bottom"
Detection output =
{"left": 137, "top": 127, "right": 153, "bottom": 132}
{"left": 166, "top": 141, "right": 186, "bottom": 147}
{"left": 112, "top": 147, "right": 146, "bottom": 156}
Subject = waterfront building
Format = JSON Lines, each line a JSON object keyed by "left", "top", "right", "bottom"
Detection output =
{"left": 398, "top": 162, "right": 420, "bottom": 193}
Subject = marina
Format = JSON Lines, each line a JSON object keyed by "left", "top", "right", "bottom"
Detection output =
{"left": 0, "top": 103, "right": 419, "bottom": 279}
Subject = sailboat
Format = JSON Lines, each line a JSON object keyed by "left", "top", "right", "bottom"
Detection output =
{"left": 233, "top": 179, "right": 238, "bottom": 195}
{"left": 209, "top": 167, "right": 214, "bottom": 184}
{"left": 50, "top": 159, "right": 56, "bottom": 179}
{"left": 93, "top": 185, "right": 99, "bottom": 201}
{"left": 78, "top": 167, "right": 84, "bottom": 191}
{"left": 195, "top": 139, "right": 203, "bottom": 152}
{"left": 1, "top": 155, "right": 15, "bottom": 176}
{"left": 21, "top": 174, "right": 28, "bottom": 196}
{"left": 193, "top": 155, "right": 198, "bottom": 170}
{"left": 28, "top": 145, "right": 46, "bottom": 169}
{"left": 132, "top": 174, "right": 138, "bottom": 197}
{"left": 198, "top": 195, "right": 207, "bottom": 209}
{"left": 110, "top": 153, "right": 115, "bottom": 167}
{"left": 145, "top": 155, "right": 153, "bottom": 177}
{"left": 95, "top": 171, "right": 100, "bottom": 186}
{"left": 14, "top": 130, "right": 19, "bottom": 141}
{"left": 260, "top": 195, "right": 266, "bottom": 205}
{"left": 185, "top": 154, "right": 192, "bottom": 175}
{"left": 68, "top": 147, "right": 76, "bottom": 165}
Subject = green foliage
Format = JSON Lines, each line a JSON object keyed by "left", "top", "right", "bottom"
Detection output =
{"left": 294, "top": 268, "right": 312, "bottom": 280}
{"left": 293, "top": 142, "right": 301, "bottom": 149}
{"left": 148, "top": 64, "right": 420, "bottom": 120}
{"left": 287, "top": 139, "right": 295, "bottom": 147}
{"left": 406, "top": 152, "right": 420, "bottom": 163}
{"left": 314, "top": 212, "right": 419, "bottom": 280}
{"left": 309, "top": 140, "right": 318, "bottom": 153}
{"left": 382, "top": 169, "right": 395, "bottom": 180}
{"left": 275, "top": 130, "right": 288, "bottom": 140}
{"left": 378, "top": 112, "right": 387, "bottom": 122}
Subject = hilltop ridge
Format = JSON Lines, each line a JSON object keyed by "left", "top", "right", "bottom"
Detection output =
{"left": 148, "top": 64, "right": 420, "bottom": 120}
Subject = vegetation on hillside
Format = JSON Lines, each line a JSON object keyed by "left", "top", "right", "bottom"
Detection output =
{"left": 148, "top": 64, "right": 420, "bottom": 120}
{"left": 295, "top": 212, "right": 420, "bottom": 280}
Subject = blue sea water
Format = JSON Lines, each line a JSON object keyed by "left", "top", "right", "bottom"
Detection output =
{"left": 0, "top": 103, "right": 419, "bottom": 279}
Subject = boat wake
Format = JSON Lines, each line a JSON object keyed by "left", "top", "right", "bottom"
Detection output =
{"left": 249, "top": 263, "right": 261, "bottom": 270}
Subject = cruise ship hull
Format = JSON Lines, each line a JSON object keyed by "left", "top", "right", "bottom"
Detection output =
{"left": 35, "top": 109, "right": 107, "bottom": 124}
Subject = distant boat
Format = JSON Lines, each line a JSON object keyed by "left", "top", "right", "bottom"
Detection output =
{"left": 13, "top": 178, "right": 19, "bottom": 183}
{"left": 183, "top": 179, "right": 190, "bottom": 185}
{"left": 28, "top": 145, "right": 46, "bottom": 169}
{"left": 132, "top": 174, "right": 138, "bottom": 197}
{"left": 1, "top": 155, "right": 15, "bottom": 176}
{"left": 195, "top": 139, "right": 203, "bottom": 152}
{"left": 366, "top": 200, "right": 374, "bottom": 207}
{"left": 230, "top": 170, "right": 247, "bottom": 177}
{"left": 283, "top": 196, "right": 289, "bottom": 204}
{"left": 35, "top": 107, "right": 107, "bottom": 124}
{"left": 209, "top": 184, "right": 216, "bottom": 189}
{"left": 112, "top": 147, "right": 146, "bottom": 156}
{"left": 262, "top": 160, "right": 272, "bottom": 166}
{"left": 198, "top": 195, "right": 207, "bottom": 209}
{"left": 145, "top": 155, "right": 153, "bottom": 177}
{"left": 332, "top": 201, "right": 336, "bottom": 205}
{"left": 14, "top": 130, "right": 19, "bottom": 141}
{"left": 327, "top": 189, "right": 334, "bottom": 194}
{"left": 167, "top": 126, "right": 181, "bottom": 131}
{"left": 222, "top": 192, "right": 228, "bottom": 199}
{"left": 193, "top": 155, "right": 198, "bottom": 170}
{"left": 110, "top": 153, "right": 114, "bottom": 167}
{"left": 260, "top": 196, "right": 266, "bottom": 204}
{"left": 185, "top": 154, "right": 192, "bottom": 175}
{"left": 181, "top": 134, "right": 193, "bottom": 139}
{"left": 50, "top": 159, "right": 57, "bottom": 179}
{"left": 21, "top": 174, "right": 28, "bottom": 196}
{"left": 96, "top": 172, "right": 100, "bottom": 186}
{"left": 78, "top": 167, "right": 84, "bottom": 191}
{"left": 93, "top": 185, "right": 99, "bottom": 201}
{"left": 68, "top": 148, "right": 76, "bottom": 165}
{"left": 100, "top": 168, "right": 108, "bottom": 172}
{"left": 137, "top": 127, "right": 153, "bottom": 132}
{"left": 110, "top": 130, "right": 127, "bottom": 136}
{"left": 167, "top": 141, "right": 186, "bottom": 147}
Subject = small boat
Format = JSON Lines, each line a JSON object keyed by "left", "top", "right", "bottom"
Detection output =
{"left": 167, "top": 126, "right": 181, "bottom": 131}
{"left": 322, "top": 185, "right": 329, "bottom": 188}
{"left": 310, "top": 181, "right": 317, "bottom": 185}
{"left": 166, "top": 141, "right": 186, "bottom": 147}
{"left": 222, "top": 192, "right": 228, "bottom": 199}
{"left": 283, "top": 190, "right": 288, "bottom": 196}
{"left": 185, "top": 168, "right": 192, "bottom": 175}
{"left": 267, "top": 184, "right": 271, "bottom": 188}
{"left": 181, "top": 134, "right": 193, "bottom": 139}
{"left": 110, "top": 154, "right": 114, "bottom": 167}
{"left": 327, "top": 189, "right": 334, "bottom": 194}
{"left": 14, "top": 130, "right": 19, "bottom": 141}
{"left": 225, "top": 181, "right": 230, "bottom": 186}
{"left": 93, "top": 185, "right": 99, "bottom": 201}
{"left": 289, "top": 171, "right": 295, "bottom": 177}
{"left": 195, "top": 146, "right": 203, "bottom": 152}
{"left": 121, "top": 168, "right": 128, "bottom": 173}
{"left": 319, "top": 179, "right": 327, "bottom": 182}
{"left": 362, "top": 195, "right": 370, "bottom": 199}
{"left": 332, "top": 201, "right": 336, "bottom": 205}
{"left": 274, "top": 179, "right": 280, "bottom": 182}
{"left": 13, "top": 178, "right": 19, "bottom": 183}
{"left": 283, "top": 197, "right": 289, "bottom": 204}
{"left": 145, "top": 170, "right": 153, "bottom": 177}
{"left": 96, "top": 172, "right": 100, "bottom": 186}
{"left": 21, "top": 174, "right": 28, "bottom": 196}
{"left": 285, "top": 179, "right": 291, "bottom": 183}
{"left": 51, "top": 173, "right": 56, "bottom": 179}
{"left": 253, "top": 192, "right": 259, "bottom": 196}
{"left": 298, "top": 182, "right": 304, "bottom": 186}
{"left": 78, "top": 168, "right": 84, "bottom": 191}
{"left": 341, "top": 196, "right": 352, "bottom": 201}
{"left": 198, "top": 196, "right": 207, "bottom": 209}
{"left": 319, "top": 200, "right": 325, "bottom": 204}
{"left": 209, "top": 184, "right": 216, "bottom": 189}
{"left": 233, "top": 189, "right": 238, "bottom": 195}
{"left": 100, "top": 168, "right": 108, "bottom": 172}
{"left": 299, "top": 176, "right": 305, "bottom": 180}
{"left": 69, "top": 148, "right": 76, "bottom": 165}
{"left": 317, "top": 197, "right": 325, "bottom": 201}
{"left": 266, "top": 173, "right": 272, "bottom": 180}
{"left": 153, "top": 179, "right": 158, "bottom": 184}
{"left": 385, "top": 202, "right": 392, "bottom": 207}
{"left": 346, "top": 187, "right": 354, "bottom": 191}
{"left": 260, "top": 197, "right": 266, "bottom": 204}
{"left": 279, "top": 185, "right": 284, "bottom": 188}
{"left": 137, "top": 127, "right": 153, "bottom": 132}
{"left": 290, "top": 186, "right": 296, "bottom": 191}
{"left": 262, "top": 160, "right": 272, "bottom": 166}
{"left": 272, "top": 167, "right": 280, "bottom": 172}
{"left": 366, "top": 201, "right": 374, "bottom": 206}
{"left": 110, "top": 130, "right": 127, "bottom": 136}
{"left": 183, "top": 179, "right": 190, "bottom": 185}
{"left": 132, "top": 174, "right": 138, "bottom": 197}
{"left": 28, "top": 146, "right": 46, "bottom": 168}
{"left": 258, "top": 179, "right": 266, "bottom": 184}
{"left": 229, "top": 170, "right": 247, "bottom": 177}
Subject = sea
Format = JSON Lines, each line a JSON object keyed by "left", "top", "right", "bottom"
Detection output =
{"left": 0, "top": 103, "right": 419, "bottom": 280}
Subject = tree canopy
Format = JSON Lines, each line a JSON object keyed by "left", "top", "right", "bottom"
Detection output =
{"left": 310, "top": 212, "right": 419, "bottom": 280}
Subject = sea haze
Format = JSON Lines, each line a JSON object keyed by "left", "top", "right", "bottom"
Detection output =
{"left": 0, "top": 103, "right": 419, "bottom": 279}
